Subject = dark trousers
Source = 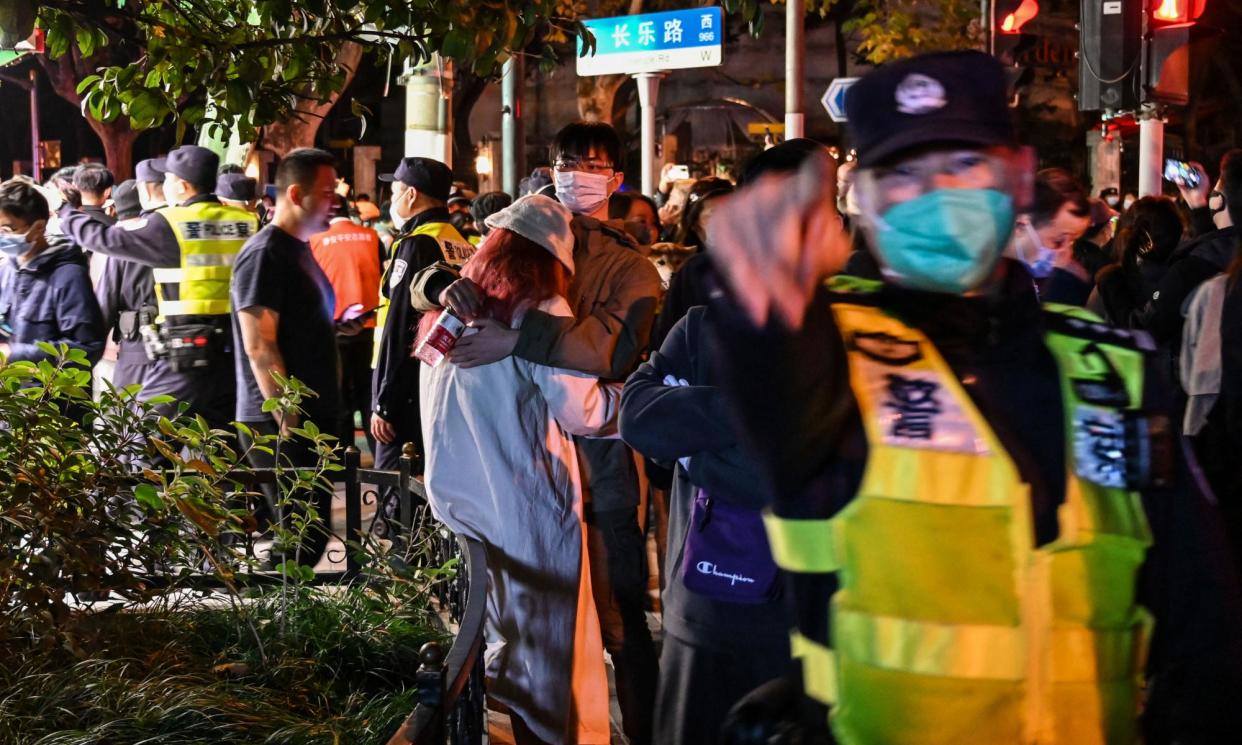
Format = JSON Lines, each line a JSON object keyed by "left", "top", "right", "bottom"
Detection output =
{"left": 336, "top": 330, "right": 375, "bottom": 454}
{"left": 144, "top": 359, "right": 236, "bottom": 433}
{"left": 373, "top": 382, "right": 423, "bottom": 538}
{"left": 238, "top": 419, "right": 333, "bottom": 567}
{"left": 655, "top": 632, "right": 789, "bottom": 744}
{"left": 586, "top": 506, "right": 658, "bottom": 745}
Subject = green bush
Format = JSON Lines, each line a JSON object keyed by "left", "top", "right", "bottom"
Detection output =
{"left": 0, "top": 586, "right": 446, "bottom": 744}
{"left": 0, "top": 346, "right": 451, "bottom": 743}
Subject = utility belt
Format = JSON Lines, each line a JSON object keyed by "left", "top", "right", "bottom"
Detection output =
{"left": 117, "top": 305, "right": 157, "bottom": 342}
{"left": 137, "top": 312, "right": 231, "bottom": 372}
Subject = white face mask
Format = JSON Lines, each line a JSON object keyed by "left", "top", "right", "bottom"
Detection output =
{"left": 138, "top": 184, "right": 163, "bottom": 212}
{"left": 163, "top": 175, "right": 186, "bottom": 207}
{"left": 554, "top": 170, "right": 612, "bottom": 215}
{"left": 389, "top": 188, "right": 412, "bottom": 231}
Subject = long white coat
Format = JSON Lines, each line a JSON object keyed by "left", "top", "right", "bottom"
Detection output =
{"left": 420, "top": 296, "right": 619, "bottom": 745}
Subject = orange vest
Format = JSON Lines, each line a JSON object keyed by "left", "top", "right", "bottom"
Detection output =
{"left": 310, "top": 219, "right": 382, "bottom": 328}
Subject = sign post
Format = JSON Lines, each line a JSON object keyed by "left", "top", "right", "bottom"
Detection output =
{"left": 578, "top": 7, "right": 724, "bottom": 195}
{"left": 820, "top": 77, "right": 858, "bottom": 123}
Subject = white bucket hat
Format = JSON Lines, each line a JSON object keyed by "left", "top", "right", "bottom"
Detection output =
{"left": 484, "top": 194, "right": 576, "bottom": 274}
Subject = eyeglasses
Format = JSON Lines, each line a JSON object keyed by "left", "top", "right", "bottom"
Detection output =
{"left": 553, "top": 157, "right": 614, "bottom": 174}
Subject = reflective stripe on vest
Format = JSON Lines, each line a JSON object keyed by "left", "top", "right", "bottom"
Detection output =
{"left": 764, "top": 297, "right": 1152, "bottom": 745}
{"left": 372, "top": 221, "right": 474, "bottom": 368}
{"left": 155, "top": 203, "right": 257, "bottom": 320}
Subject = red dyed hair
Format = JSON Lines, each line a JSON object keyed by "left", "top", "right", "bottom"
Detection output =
{"left": 417, "top": 228, "right": 570, "bottom": 339}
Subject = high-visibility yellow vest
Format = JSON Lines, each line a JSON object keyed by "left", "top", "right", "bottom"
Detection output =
{"left": 153, "top": 202, "right": 258, "bottom": 320}
{"left": 764, "top": 286, "right": 1153, "bottom": 745}
{"left": 372, "top": 220, "right": 475, "bottom": 368}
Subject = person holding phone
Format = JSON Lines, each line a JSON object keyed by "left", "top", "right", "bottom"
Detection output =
{"left": 310, "top": 195, "right": 382, "bottom": 452}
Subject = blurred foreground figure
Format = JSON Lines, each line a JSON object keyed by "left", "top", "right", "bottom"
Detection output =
{"left": 708, "top": 51, "right": 1242, "bottom": 745}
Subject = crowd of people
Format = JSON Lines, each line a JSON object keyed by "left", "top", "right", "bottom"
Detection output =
{"left": 1, "top": 47, "right": 1241, "bottom": 745}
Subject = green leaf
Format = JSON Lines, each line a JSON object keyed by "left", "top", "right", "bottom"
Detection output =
{"left": 441, "top": 28, "right": 472, "bottom": 59}
{"left": 133, "top": 484, "right": 165, "bottom": 511}
{"left": 75, "top": 75, "right": 102, "bottom": 96}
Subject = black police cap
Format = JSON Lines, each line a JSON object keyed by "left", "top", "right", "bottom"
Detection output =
{"left": 135, "top": 157, "right": 167, "bottom": 184}
{"left": 216, "top": 173, "right": 257, "bottom": 201}
{"left": 165, "top": 146, "right": 220, "bottom": 188}
{"left": 845, "top": 50, "right": 1016, "bottom": 169}
{"left": 378, "top": 157, "right": 453, "bottom": 203}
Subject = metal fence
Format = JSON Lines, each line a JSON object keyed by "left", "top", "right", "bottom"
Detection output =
{"left": 143, "top": 444, "right": 488, "bottom": 745}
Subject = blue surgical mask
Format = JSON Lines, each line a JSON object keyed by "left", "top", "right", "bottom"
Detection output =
{"left": 0, "top": 231, "right": 31, "bottom": 258}
{"left": 871, "top": 188, "right": 1016, "bottom": 294}
{"left": 1019, "top": 222, "right": 1056, "bottom": 279}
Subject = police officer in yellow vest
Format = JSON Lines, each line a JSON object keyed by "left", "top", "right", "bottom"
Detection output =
{"left": 370, "top": 157, "right": 474, "bottom": 481}
{"left": 702, "top": 52, "right": 1242, "bottom": 745}
{"left": 58, "top": 145, "right": 257, "bottom": 429}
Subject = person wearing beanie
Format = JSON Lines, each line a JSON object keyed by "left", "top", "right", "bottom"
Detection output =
{"left": 54, "top": 145, "right": 258, "bottom": 429}
{"left": 420, "top": 194, "right": 617, "bottom": 745}
{"left": 701, "top": 50, "right": 1242, "bottom": 745}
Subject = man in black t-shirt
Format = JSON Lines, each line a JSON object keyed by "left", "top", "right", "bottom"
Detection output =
{"left": 231, "top": 148, "right": 360, "bottom": 567}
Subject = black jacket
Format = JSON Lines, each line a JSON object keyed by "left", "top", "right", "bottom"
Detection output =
{"left": 708, "top": 259, "right": 1242, "bottom": 744}
{"left": 371, "top": 208, "right": 456, "bottom": 420}
{"left": 95, "top": 211, "right": 160, "bottom": 365}
{"left": 622, "top": 305, "right": 792, "bottom": 649}
{"left": 1131, "top": 225, "right": 1240, "bottom": 346}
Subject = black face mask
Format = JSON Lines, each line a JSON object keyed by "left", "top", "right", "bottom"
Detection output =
{"left": 625, "top": 220, "right": 653, "bottom": 246}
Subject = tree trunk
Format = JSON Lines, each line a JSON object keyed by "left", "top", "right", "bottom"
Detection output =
{"left": 574, "top": 0, "right": 643, "bottom": 123}
{"left": 576, "top": 73, "right": 629, "bottom": 123}
{"left": 451, "top": 69, "right": 491, "bottom": 187}
{"left": 37, "top": 48, "right": 142, "bottom": 178}
{"left": 251, "top": 42, "right": 365, "bottom": 162}
{"left": 91, "top": 122, "right": 139, "bottom": 180}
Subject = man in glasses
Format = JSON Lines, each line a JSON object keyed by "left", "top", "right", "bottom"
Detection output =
{"left": 408, "top": 121, "right": 662, "bottom": 745}
{"left": 705, "top": 51, "right": 1242, "bottom": 745}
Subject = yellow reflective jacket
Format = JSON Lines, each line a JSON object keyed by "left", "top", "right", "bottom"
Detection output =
{"left": 765, "top": 287, "right": 1153, "bottom": 745}
{"left": 153, "top": 202, "right": 258, "bottom": 320}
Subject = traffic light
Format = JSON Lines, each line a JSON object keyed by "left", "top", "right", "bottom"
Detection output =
{"left": 1078, "top": 0, "right": 1144, "bottom": 112}
{"left": 1079, "top": 0, "right": 1214, "bottom": 111}
{"left": 1000, "top": 0, "right": 1040, "bottom": 32}
{"left": 992, "top": 0, "right": 1040, "bottom": 101}
{"left": 1142, "top": 0, "right": 1209, "bottom": 105}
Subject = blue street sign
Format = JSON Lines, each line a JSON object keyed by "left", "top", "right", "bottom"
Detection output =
{"left": 577, "top": 7, "right": 724, "bottom": 77}
{"left": 821, "top": 77, "right": 859, "bottom": 123}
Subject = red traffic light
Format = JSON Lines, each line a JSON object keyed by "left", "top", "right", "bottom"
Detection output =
{"left": 1153, "top": 0, "right": 1185, "bottom": 22}
{"left": 1152, "top": 0, "right": 1206, "bottom": 23}
{"left": 1000, "top": 0, "right": 1039, "bottom": 33}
